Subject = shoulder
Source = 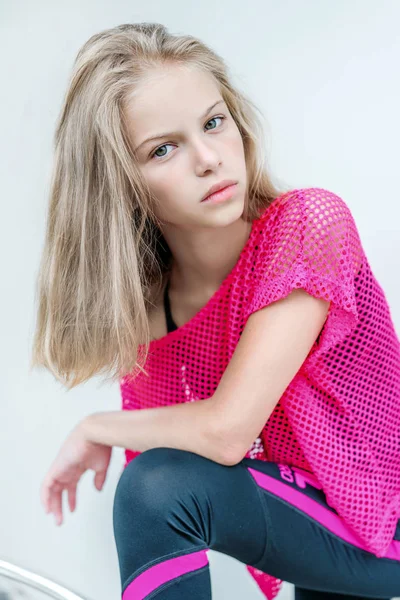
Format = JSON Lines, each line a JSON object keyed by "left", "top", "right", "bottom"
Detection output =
{"left": 257, "top": 187, "right": 358, "bottom": 245}
{"left": 269, "top": 187, "right": 353, "bottom": 218}
{"left": 248, "top": 187, "right": 363, "bottom": 279}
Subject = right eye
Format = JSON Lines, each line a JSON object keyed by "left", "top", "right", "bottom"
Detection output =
{"left": 150, "top": 143, "right": 174, "bottom": 160}
{"left": 149, "top": 115, "right": 226, "bottom": 161}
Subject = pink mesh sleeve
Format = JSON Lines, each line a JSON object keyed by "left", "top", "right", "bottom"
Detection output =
{"left": 244, "top": 188, "right": 363, "bottom": 362}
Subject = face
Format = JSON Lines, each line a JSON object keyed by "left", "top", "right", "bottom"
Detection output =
{"left": 123, "top": 65, "right": 248, "bottom": 230}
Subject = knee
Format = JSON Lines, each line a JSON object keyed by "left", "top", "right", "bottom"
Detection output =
{"left": 113, "top": 447, "right": 201, "bottom": 516}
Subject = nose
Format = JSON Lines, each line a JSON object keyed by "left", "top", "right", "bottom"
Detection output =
{"left": 192, "top": 140, "right": 222, "bottom": 174}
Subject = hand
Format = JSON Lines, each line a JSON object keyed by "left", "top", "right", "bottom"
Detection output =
{"left": 40, "top": 420, "right": 112, "bottom": 526}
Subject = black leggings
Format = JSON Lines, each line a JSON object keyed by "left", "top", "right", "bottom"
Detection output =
{"left": 112, "top": 447, "right": 400, "bottom": 599}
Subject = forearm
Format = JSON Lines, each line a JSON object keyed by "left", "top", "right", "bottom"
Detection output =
{"left": 81, "top": 397, "right": 232, "bottom": 466}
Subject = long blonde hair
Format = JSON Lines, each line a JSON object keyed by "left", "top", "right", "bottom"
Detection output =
{"left": 30, "top": 22, "right": 288, "bottom": 390}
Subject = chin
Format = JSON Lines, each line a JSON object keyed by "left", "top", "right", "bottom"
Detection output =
{"left": 206, "top": 199, "right": 246, "bottom": 227}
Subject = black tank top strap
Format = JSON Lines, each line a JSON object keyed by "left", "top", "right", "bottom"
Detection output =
{"left": 164, "top": 279, "right": 178, "bottom": 333}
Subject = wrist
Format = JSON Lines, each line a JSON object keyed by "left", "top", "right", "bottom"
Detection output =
{"left": 78, "top": 413, "right": 97, "bottom": 443}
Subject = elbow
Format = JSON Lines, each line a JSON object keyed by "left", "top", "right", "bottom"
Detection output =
{"left": 213, "top": 437, "right": 246, "bottom": 467}
{"left": 206, "top": 435, "right": 239, "bottom": 466}
{"left": 221, "top": 445, "right": 246, "bottom": 466}
{"left": 203, "top": 396, "right": 246, "bottom": 466}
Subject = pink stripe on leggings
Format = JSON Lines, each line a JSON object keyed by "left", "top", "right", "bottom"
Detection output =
{"left": 247, "top": 467, "right": 400, "bottom": 561}
{"left": 122, "top": 549, "right": 209, "bottom": 600}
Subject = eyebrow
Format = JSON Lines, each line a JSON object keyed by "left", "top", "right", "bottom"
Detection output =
{"left": 133, "top": 99, "right": 226, "bottom": 154}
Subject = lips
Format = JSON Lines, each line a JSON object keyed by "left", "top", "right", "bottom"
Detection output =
{"left": 201, "top": 179, "right": 238, "bottom": 202}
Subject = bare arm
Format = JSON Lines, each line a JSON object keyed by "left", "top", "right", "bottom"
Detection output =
{"left": 81, "top": 397, "right": 234, "bottom": 466}
{"left": 81, "top": 288, "right": 329, "bottom": 468}
{"left": 211, "top": 288, "right": 330, "bottom": 464}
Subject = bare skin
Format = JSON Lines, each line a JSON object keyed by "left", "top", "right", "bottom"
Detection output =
{"left": 41, "top": 66, "right": 258, "bottom": 523}
{"left": 148, "top": 273, "right": 219, "bottom": 341}
{"left": 123, "top": 63, "right": 253, "bottom": 325}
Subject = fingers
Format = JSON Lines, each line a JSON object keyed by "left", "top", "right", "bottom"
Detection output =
{"left": 41, "top": 476, "right": 78, "bottom": 525}
{"left": 40, "top": 480, "right": 51, "bottom": 514}
{"left": 67, "top": 485, "right": 77, "bottom": 513}
{"left": 50, "top": 482, "right": 64, "bottom": 526}
{"left": 41, "top": 478, "right": 64, "bottom": 526}
{"left": 94, "top": 469, "right": 107, "bottom": 491}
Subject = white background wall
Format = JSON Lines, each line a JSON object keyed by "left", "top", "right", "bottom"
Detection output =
{"left": 1, "top": 1, "right": 400, "bottom": 599}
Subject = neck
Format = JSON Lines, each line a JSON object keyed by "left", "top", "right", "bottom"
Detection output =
{"left": 165, "top": 217, "right": 253, "bottom": 298}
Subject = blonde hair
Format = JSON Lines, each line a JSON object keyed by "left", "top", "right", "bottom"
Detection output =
{"left": 30, "top": 22, "right": 288, "bottom": 390}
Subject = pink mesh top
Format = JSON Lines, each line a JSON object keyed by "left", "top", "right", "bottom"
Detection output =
{"left": 120, "top": 187, "right": 400, "bottom": 600}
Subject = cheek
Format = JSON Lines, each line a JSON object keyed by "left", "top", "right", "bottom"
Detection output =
{"left": 155, "top": 171, "right": 183, "bottom": 200}
{"left": 144, "top": 170, "right": 184, "bottom": 217}
{"left": 141, "top": 165, "right": 175, "bottom": 197}
{"left": 226, "top": 127, "right": 245, "bottom": 156}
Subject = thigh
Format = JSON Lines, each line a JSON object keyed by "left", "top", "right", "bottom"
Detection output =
{"left": 242, "top": 457, "right": 400, "bottom": 598}
{"left": 113, "top": 447, "right": 270, "bottom": 599}
{"left": 113, "top": 448, "right": 400, "bottom": 599}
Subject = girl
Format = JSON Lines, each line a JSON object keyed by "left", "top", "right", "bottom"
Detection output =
{"left": 33, "top": 22, "right": 400, "bottom": 600}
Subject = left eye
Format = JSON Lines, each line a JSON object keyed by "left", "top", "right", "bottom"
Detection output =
{"left": 204, "top": 115, "right": 225, "bottom": 131}
{"left": 150, "top": 115, "right": 226, "bottom": 160}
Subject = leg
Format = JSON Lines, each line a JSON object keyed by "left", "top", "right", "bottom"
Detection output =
{"left": 113, "top": 447, "right": 269, "bottom": 599}
{"left": 113, "top": 447, "right": 400, "bottom": 599}
{"left": 243, "top": 457, "right": 398, "bottom": 599}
